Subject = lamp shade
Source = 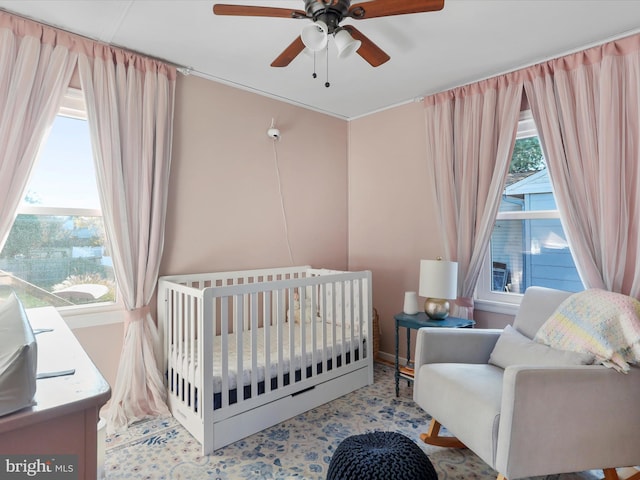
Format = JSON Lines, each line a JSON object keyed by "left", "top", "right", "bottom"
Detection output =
{"left": 301, "top": 20, "right": 328, "bottom": 52}
{"left": 419, "top": 259, "right": 458, "bottom": 300}
{"left": 334, "top": 28, "right": 361, "bottom": 58}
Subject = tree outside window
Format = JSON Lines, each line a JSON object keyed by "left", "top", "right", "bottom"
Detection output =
{"left": 0, "top": 90, "right": 115, "bottom": 309}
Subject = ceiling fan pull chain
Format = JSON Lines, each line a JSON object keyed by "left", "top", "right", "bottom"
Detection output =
{"left": 312, "top": 51, "right": 317, "bottom": 79}
{"left": 325, "top": 43, "right": 330, "bottom": 88}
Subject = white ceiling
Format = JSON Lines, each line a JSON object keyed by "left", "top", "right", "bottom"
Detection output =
{"left": 1, "top": 0, "right": 640, "bottom": 120}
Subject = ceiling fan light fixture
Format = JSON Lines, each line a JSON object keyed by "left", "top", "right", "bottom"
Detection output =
{"left": 301, "top": 20, "right": 328, "bottom": 51}
{"left": 334, "top": 28, "right": 361, "bottom": 59}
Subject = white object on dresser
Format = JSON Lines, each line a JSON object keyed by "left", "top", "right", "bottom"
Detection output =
{"left": 0, "top": 307, "right": 111, "bottom": 480}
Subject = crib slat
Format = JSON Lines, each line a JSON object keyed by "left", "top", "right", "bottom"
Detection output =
{"left": 210, "top": 295, "right": 217, "bottom": 407}
{"left": 221, "top": 298, "right": 229, "bottom": 409}
{"left": 188, "top": 294, "right": 196, "bottom": 409}
{"left": 348, "top": 279, "right": 355, "bottom": 363}
{"left": 263, "top": 291, "right": 272, "bottom": 394}
{"left": 299, "top": 287, "right": 307, "bottom": 380}
{"left": 176, "top": 292, "right": 182, "bottom": 399}
{"left": 330, "top": 282, "right": 338, "bottom": 371}
{"left": 357, "top": 278, "right": 364, "bottom": 358}
{"left": 201, "top": 290, "right": 214, "bottom": 448}
{"left": 310, "top": 282, "right": 317, "bottom": 377}
{"left": 250, "top": 293, "right": 259, "bottom": 400}
{"left": 276, "top": 289, "right": 284, "bottom": 389}
{"left": 320, "top": 282, "right": 328, "bottom": 374}
{"left": 235, "top": 296, "right": 244, "bottom": 402}
{"left": 243, "top": 286, "right": 250, "bottom": 331}
{"left": 177, "top": 291, "right": 184, "bottom": 400}
{"left": 169, "top": 290, "right": 175, "bottom": 395}
{"left": 340, "top": 281, "right": 347, "bottom": 366}
{"left": 288, "top": 289, "right": 295, "bottom": 384}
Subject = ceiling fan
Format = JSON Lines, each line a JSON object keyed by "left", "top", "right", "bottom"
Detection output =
{"left": 212, "top": 0, "right": 444, "bottom": 68}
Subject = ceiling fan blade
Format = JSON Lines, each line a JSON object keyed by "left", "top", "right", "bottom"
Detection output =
{"left": 271, "top": 36, "right": 306, "bottom": 67}
{"left": 342, "top": 26, "right": 390, "bottom": 67}
{"left": 213, "top": 4, "right": 307, "bottom": 19}
{"left": 347, "top": 0, "right": 444, "bottom": 19}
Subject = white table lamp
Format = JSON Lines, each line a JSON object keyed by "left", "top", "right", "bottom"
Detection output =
{"left": 419, "top": 259, "right": 458, "bottom": 319}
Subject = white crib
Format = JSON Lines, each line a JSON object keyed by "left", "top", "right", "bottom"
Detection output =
{"left": 157, "top": 266, "right": 373, "bottom": 455}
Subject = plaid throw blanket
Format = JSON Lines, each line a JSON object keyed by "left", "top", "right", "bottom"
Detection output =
{"left": 535, "top": 288, "right": 640, "bottom": 373}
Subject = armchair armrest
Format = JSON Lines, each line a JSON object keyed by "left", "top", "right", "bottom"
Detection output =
{"left": 496, "top": 365, "right": 640, "bottom": 479}
{"left": 413, "top": 328, "right": 502, "bottom": 392}
{"left": 414, "top": 327, "right": 502, "bottom": 366}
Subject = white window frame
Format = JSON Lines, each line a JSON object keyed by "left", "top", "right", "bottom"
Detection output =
{"left": 12, "top": 88, "right": 123, "bottom": 327}
{"left": 475, "top": 110, "right": 568, "bottom": 315}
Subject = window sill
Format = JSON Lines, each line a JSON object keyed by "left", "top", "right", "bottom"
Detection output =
{"left": 59, "top": 303, "right": 125, "bottom": 329}
{"left": 474, "top": 298, "right": 520, "bottom": 316}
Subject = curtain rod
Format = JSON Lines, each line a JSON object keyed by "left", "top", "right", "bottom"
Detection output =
{"left": 0, "top": 8, "right": 190, "bottom": 74}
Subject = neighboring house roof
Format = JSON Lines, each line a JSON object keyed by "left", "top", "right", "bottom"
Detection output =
{"left": 505, "top": 169, "right": 551, "bottom": 195}
{"left": 505, "top": 171, "right": 537, "bottom": 187}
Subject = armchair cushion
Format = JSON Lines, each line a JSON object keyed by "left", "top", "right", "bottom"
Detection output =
{"left": 512, "top": 286, "right": 573, "bottom": 338}
{"left": 414, "top": 363, "right": 503, "bottom": 467}
{"left": 488, "top": 325, "right": 594, "bottom": 369}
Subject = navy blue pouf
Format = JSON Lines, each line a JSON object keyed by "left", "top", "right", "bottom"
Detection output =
{"left": 327, "top": 431, "right": 438, "bottom": 480}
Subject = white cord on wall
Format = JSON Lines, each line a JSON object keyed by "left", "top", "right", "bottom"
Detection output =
{"left": 271, "top": 138, "right": 295, "bottom": 265}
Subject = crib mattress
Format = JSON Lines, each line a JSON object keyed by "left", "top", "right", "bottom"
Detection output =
{"left": 170, "top": 321, "right": 365, "bottom": 394}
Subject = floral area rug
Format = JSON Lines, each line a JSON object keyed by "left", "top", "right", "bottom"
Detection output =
{"left": 104, "top": 363, "right": 601, "bottom": 480}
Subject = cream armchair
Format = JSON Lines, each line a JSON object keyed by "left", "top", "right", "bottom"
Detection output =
{"left": 413, "top": 286, "right": 640, "bottom": 480}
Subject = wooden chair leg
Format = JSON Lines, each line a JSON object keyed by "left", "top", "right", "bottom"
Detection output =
{"left": 497, "top": 475, "right": 507, "bottom": 480}
{"left": 419, "top": 418, "right": 466, "bottom": 449}
{"left": 606, "top": 468, "right": 640, "bottom": 480}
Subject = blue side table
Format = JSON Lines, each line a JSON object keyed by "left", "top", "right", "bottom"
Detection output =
{"left": 394, "top": 312, "right": 475, "bottom": 397}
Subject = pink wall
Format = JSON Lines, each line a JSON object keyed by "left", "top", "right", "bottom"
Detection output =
{"left": 348, "top": 101, "right": 513, "bottom": 361}
{"left": 349, "top": 102, "right": 443, "bottom": 361}
{"left": 72, "top": 322, "right": 123, "bottom": 388}
{"left": 479, "top": 310, "right": 515, "bottom": 329}
{"left": 160, "top": 75, "right": 349, "bottom": 275}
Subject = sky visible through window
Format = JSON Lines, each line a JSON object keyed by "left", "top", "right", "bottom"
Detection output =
{"left": 24, "top": 115, "right": 100, "bottom": 210}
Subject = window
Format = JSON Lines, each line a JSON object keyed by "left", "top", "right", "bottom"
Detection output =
{"left": 0, "top": 89, "right": 116, "bottom": 311}
{"left": 476, "top": 111, "right": 584, "bottom": 311}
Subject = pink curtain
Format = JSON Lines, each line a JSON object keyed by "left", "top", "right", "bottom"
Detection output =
{"left": 424, "top": 75, "right": 523, "bottom": 318}
{"left": 77, "top": 47, "right": 176, "bottom": 431}
{"left": 0, "top": 13, "right": 78, "bottom": 250}
{"left": 523, "top": 33, "right": 640, "bottom": 298}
